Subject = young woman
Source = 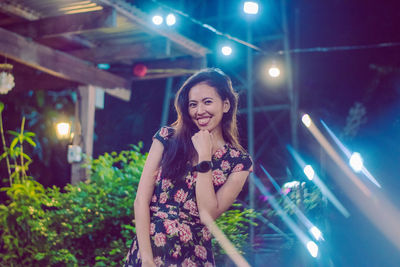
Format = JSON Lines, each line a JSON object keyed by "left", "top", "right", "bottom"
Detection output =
{"left": 124, "top": 68, "right": 253, "bottom": 267}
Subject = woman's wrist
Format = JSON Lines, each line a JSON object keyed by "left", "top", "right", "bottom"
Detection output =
{"left": 198, "top": 155, "right": 211, "bottom": 162}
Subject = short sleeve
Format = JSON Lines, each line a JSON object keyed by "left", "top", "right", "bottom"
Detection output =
{"left": 152, "top": 126, "right": 174, "bottom": 147}
{"left": 231, "top": 152, "right": 253, "bottom": 173}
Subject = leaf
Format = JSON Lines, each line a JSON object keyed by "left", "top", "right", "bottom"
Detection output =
{"left": 25, "top": 132, "right": 36, "bottom": 137}
{"left": 24, "top": 137, "right": 37, "bottom": 147}
{"left": 10, "top": 138, "right": 18, "bottom": 150}
{"left": 7, "top": 130, "right": 19, "bottom": 137}
{"left": 0, "top": 102, "right": 4, "bottom": 113}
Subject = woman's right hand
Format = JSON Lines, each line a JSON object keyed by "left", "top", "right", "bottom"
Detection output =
{"left": 142, "top": 259, "right": 156, "bottom": 267}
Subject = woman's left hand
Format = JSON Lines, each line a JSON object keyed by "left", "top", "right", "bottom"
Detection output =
{"left": 191, "top": 130, "right": 212, "bottom": 160}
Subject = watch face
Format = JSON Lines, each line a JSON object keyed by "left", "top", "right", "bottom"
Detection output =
{"left": 198, "top": 161, "right": 212, "bottom": 172}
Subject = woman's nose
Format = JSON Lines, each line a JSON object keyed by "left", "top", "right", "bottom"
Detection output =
{"left": 197, "top": 103, "right": 205, "bottom": 114}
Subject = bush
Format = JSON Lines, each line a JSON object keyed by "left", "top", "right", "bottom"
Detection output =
{"left": 0, "top": 144, "right": 144, "bottom": 266}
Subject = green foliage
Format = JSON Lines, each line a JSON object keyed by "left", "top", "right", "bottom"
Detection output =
{"left": 213, "top": 203, "right": 258, "bottom": 263}
{"left": 0, "top": 142, "right": 144, "bottom": 266}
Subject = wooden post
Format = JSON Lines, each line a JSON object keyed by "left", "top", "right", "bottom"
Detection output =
{"left": 71, "top": 85, "right": 96, "bottom": 184}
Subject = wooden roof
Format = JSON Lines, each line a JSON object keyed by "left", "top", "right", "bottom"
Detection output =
{"left": 0, "top": 0, "right": 209, "bottom": 100}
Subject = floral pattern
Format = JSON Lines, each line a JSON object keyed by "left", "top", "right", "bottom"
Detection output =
{"left": 124, "top": 127, "right": 252, "bottom": 267}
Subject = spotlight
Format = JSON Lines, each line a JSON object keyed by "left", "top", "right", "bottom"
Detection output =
{"left": 303, "top": 165, "right": 315, "bottom": 180}
{"left": 166, "top": 13, "right": 176, "bottom": 26}
{"left": 152, "top": 15, "right": 163, "bottom": 25}
{"left": 221, "top": 46, "right": 232, "bottom": 56}
{"left": 301, "top": 114, "right": 312, "bottom": 128}
{"left": 268, "top": 66, "right": 281, "bottom": 78}
{"left": 306, "top": 241, "right": 319, "bottom": 258}
{"left": 309, "top": 226, "right": 323, "bottom": 241}
{"left": 243, "top": 1, "right": 259, "bottom": 14}
{"left": 349, "top": 152, "right": 363, "bottom": 172}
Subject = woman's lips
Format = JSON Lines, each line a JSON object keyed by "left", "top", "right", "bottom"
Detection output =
{"left": 197, "top": 117, "right": 211, "bottom": 126}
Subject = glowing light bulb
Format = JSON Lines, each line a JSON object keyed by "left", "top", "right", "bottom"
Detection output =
{"left": 304, "top": 165, "right": 315, "bottom": 180}
{"left": 302, "top": 114, "right": 312, "bottom": 127}
{"left": 221, "top": 46, "right": 232, "bottom": 56}
{"left": 349, "top": 152, "right": 363, "bottom": 172}
{"left": 244, "top": 1, "right": 259, "bottom": 14}
{"left": 152, "top": 15, "right": 163, "bottom": 25}
{"left": 307, "top": 241, "right": 318, "bottom": 258}
{"left": 166, "top": 13, "right": 176, "bottom": 26}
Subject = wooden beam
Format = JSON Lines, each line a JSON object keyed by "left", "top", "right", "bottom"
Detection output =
{"left": 69, "top": 38, "right": 182, "bottom": 63}
{"left": 0, "top": 2, "right": 41, "bottom": 21}
{"left": 3, "top": 8, "right": 116, "bottom": 39}
{"left": 0, "top": 27, "right": 130, "bottom": 95}
{"left": 130, "top": 56, "right": 207, "bottom": 80}
{"left": 97, "top": 0, "right": 210, "bottom": 57}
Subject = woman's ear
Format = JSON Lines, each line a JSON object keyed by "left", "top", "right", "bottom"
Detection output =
{"left": 223, "top": 99, "right": 230, "bottom": 113}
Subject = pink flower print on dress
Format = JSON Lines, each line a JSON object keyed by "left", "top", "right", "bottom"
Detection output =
{"left": 201, "top": 226, "right": 212, "bottom": 241}
{"left": 174, "top": 189, "right": 188, "bottom": 203}
{"left": 154, "top": 232, "right": 166, "bottom": 247}
{"left": 184, "top": 199, "right": 199, "bottom": 216}
{"left": 164, "top": 219, "right": 179, "bottom": 235}
{"left": 179, "top": 211, "right": 189, "bottom": 220}
{"left": 195, "top": 245, "right": 208, "bottom": 260}
{"left": 204, "top": 262, "right": 214, "bottom": 267}
{"left": 151, "top": 195, "right": 157, "bottom": 203}
{"left": 159, "top": 192, "right": 168, "bottom": 204}
{"left": 155, "top": 211, "right": 168, "bottom": 219}
{"left": 232, "top": 163, "right": 244, "bottom": 172}
{"left": 154, "top": 256, "right": 164, "bottom": 267}
{"left": 221, "top": 160, "right": 231, "bottom": 171}
{"left": 162, "top": 179, "right": 173, "bottom": 191}
{"left": 172, "top": 244, "right": 181, "bottom": 259}
{"left": 182, "top": 257, "right": 197, "bottom": 267}
{"left": 230, "top": 149, "right": 240, "bottom": 158}
{"left": 214, "top": 146, "right": 227, "bottom": 159}
{"left": 150, "top": 223, "right": 155, "bottom": 235}
{"left": 159, "top": 127, "right": 169, "bottom": 139}
{"left": 212, "top": 169, "right": 227, "bottom": 186}
{"left": 150, "top": 206, "right": 160, "bottom": 212}
{"left": 185, "top": 174, "right": 195, "bottom": 189}
{"left": 178, "top": 223, "right": 193, "bottom": 243}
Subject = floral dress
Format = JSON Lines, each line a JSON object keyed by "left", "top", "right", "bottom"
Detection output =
{"left": 124, "top": 127, "right": 253, "bottom": 267}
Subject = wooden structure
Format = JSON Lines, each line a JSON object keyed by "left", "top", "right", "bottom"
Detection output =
{"left": 0, "top": 0, "right": 208, "bottom": 183}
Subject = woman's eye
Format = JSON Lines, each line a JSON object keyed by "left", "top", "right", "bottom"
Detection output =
{"left": 205, "top": 100, "right": 212, "bottom": 105}
{"left": 189, "top": 103, "right": 197, "bottom": 108}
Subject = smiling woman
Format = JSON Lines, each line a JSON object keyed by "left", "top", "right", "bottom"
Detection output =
{"left": 124, "top": 68, "right": 252, "bottom": 267}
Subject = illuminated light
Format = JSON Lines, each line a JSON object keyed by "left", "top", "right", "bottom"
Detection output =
{"left": 307, "top": 241, "right": 319, "bottom": 258}
{"left": 221, "top": 46, "right": 232, "bottom": 56}
{"left": 152, "top": 15, "right": 163, "bottom": 25}
{"left": 243, "top": 1, "right": 259, "bottom": 14}
{"left": 56, "top": 122, "right": 71, "bottom": 139}
{"left": 304, "top": 165, "right": 315, "bottom": 180}
{"left": 268, "top": 66, "right": 281, "bottom": 78}
{"left": 60, "top": 3, "right": 96, "bottom": 11}
{"left": 309, "top": 226, "right": 323, "bottom": 241}
{"left": 302, "top": 114, "right": 312, "bottom": 127}
{"left": 97, "top": 63, "right": 110, "bottom": 70}
{"left": 349, "top": 152, "right": 363, "bottom": 173}
{"left": 65, "top": 6, "right": 103, "bottom": 14}
{"left": 166, "top": 13, "right": 176, "bottom": 26}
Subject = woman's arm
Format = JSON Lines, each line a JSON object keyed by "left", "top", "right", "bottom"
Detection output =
{"left": 192, "top": 130, "right": 250, "bottom": 222}
{"left": 195, "top": 165, "right": 249, "bottom": 222}
{"left": 134, "top": 139, "right": 164, "bottom": 264}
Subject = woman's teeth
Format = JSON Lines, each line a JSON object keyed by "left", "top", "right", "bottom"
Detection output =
{"left": 198, "top": 117, "right": 211, "bottom": 125}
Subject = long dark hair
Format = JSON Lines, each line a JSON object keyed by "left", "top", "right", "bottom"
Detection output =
{"left": 160, "top": 68, "right": 243, "bottom": 181}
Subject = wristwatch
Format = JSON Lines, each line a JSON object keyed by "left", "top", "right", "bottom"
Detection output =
{"left": 193, "top": 161, "right": 213, "bottom": 173}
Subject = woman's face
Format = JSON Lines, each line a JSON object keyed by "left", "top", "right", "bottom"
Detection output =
{"left": 188, "top": 82, "right": 230, "bottom": 133}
